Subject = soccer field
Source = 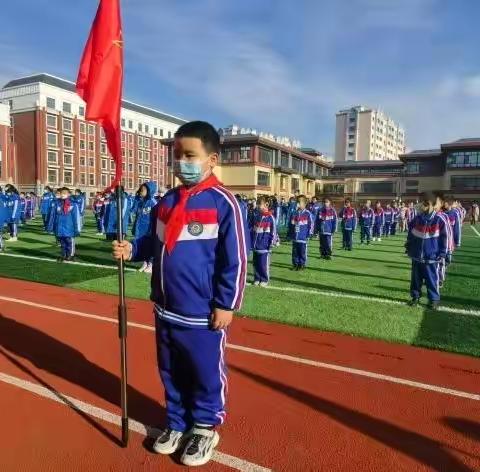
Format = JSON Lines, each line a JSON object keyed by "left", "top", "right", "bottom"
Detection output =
{"left": 1, "top": 217, "right": 479, "bottom": 357}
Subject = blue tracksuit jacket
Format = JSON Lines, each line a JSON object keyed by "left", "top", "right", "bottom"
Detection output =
{"left": 0, "top": 194, "right": 8, "bottom": 229}
{"left": 131, "top": 184, "right": 248, "bottom": 329}
{"left": 40, "top": 192, "right": 54, "bottom": 215}
{"left": 446, "top": 209, "right": 461, "bottom": 248}
{"left": 339, "top": 207, "right": 357, "bottom": 231}
{"left": 288, "top": 209, "right": 313, "bottom": 242}
{"left": 132, "top": 181, "right": 158, "bottom": 238}
{"left": 47, "top": 198, "right": 82, "bottom": 237}
{"left": 384, "top": 208, "right": 394, "bottom": 225}
{"left": 374, "top": 208, "right": 385, "bottom": 226}
{"left": 252, "top": 211, "right": 276, "bottom": 253}
{"left": 359, "top": 208, "right": 374, "bottom": 227}
{"left": 104, "top": 194, "right": 130, "bottom": 235}
{"left": 406, "top": 211, "right": 448, "bottom": 263}
{"left": 6, "top": 193, "right": 20, "bottom": 223}
{"left": 316, "top": 207, "right": 337, "bottom": 235}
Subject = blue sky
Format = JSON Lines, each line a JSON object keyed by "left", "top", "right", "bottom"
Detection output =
{"left": 2, "top": 0, "right": 480, "bottom": 154}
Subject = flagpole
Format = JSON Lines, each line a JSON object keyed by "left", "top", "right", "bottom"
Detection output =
{"left": 115, "top": 184, "right": 129, "bottom": 447}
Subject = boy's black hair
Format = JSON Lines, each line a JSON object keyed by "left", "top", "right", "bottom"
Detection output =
{"left": 257, "top": 195, "right": 268, "bottom": 206}
{"left": 59, "top": 187, "right": 71, "bottom": 193}
{"left": 322, "top": 196, "right": 331, "bottom": 203}
{"left": 420, "top": 192, "right": 437, "bottom": 205}
{"left": 174, "top": 121, "right": 220, "bottom": 154}
{"left": 44, "top": 186, "right": 53, "bottom": 192}
{"left": 75, "top": 188, "right": 82, "bottom": 194}
{"left": 297, "top": 194, "right": 307, "bottom": 203}
{"left": 344, "top": 198, "right": 351, "bottom": 204}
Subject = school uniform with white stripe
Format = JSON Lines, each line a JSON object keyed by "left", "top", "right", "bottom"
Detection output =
{"left": 131, "top": 175, "right": 247, "bottom": 432}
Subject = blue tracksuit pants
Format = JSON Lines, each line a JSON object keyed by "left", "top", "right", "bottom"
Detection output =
{"left": 58, "top": 236, "right": 74, "bottom": 258}
{"left": 361, "top": 225, "right": 372, "bottom": 243}
{"left": 373, "top": 224, "right": 383, "bottom": 238}
{"left": 95, "top": 214, "right": 104, "bottom": 233}
{"left": 390, "top": 222, "right": 397, "bottom": 236}
{"left": 292, "top": 242, "right": 307, "bottom": 266}
{"left": 253, "top": 251, "right": 270, "bottom": 283}
{"left": 342, "top": 229, "right": 353, "bottom": 249}
{"left": 320, "top": 234, "right": 333, "bottom": 256}
{"left": 155, "top": 318, "right": 227, "bottom": 432}
{"left": 383, "top": 223, "right": 391, "bottom": 237}
{"left": 410, "top": 261, "right": 440, "bottom": 302}
{"left": 8, "top": 223, "right": 18, "bottom": 237}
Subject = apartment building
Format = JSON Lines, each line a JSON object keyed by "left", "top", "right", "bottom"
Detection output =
{"left": 0, "top": 103, "right": 17, "bottom": 186}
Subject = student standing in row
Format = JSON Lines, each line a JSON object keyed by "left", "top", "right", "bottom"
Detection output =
{"left": 288, "top": 195, "right": 313, "bottom": 270}
{"left": 359, "top": 200, "right": 374, "bottom": 245}
{"left": 40, "top": 186, "right": 55, "bottom": 230}
{"left": 316, "top": 197, "right": 337, "bottom": 259}
{"left": 372, "top": 201, "right": 384, "bottom": 242}
{"left": 339, "top": 198, "right": 357, "bottom": 251}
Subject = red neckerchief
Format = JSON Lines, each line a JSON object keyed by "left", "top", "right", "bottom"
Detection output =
{"left": 343, "top": 206, "right": 353, "bottom": 218}
{"left": 62, "top": 198, "right": 71, "bottom": 215}
{"left": 163, "top": 174, "right": 220, "bottom": 253}
{"left": 375, "top": 207, "right": 383, "bottom": 214}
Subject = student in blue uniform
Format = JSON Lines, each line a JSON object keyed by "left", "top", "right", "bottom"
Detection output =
{"left": 112, "top": 121, "right": 247, "bottom": 467}
{"left": 5, "top": 185, "right": 20, "bottom": 242}
{"left": 308, "top": 196, "right": 321, "bottom": 236}
{"left": 405, "top": 192, "right": 448, "bottom": 310}
{"left": 359, "top": 200, "right": 374, "bottom": 245}
{"left": 383, "top": 202, "right": 394, "bottom": 237}
{"left": 316, "top": 197, "right": 337, "bottom": 259}
{"left": 47, "top": 187, "right": 81, "bottom": 262}
{"left": 339, "top": 198, "right": 357, "bottom": 251}
{"left": 132, "top": 181, "right": 158, "bottom": 273}
{"left": 92, "top": 192, "right": 105, "bottom": 235}
{"left": 288, "top": 195, "right": 313, "bottom": 270}
{"left": 391, "top": 201, "right": 400, "bottom": 236}
{"left": 19, "top": 192, "right": 27, "bottom": 225}
{"left": 251, "top": 196, "right": 276, "bottom": 286}
{"left": 235, "top": 194, "right": 251, "bottom": 254}
{"left": 280, "top": 198, "right": 288, "bottom": 226}
{"left": 104, "top": 188, "right": 130, "bottom": 241}
{"left": 372, "top": 201, "right": 385, "bottom": 242}
{"left": 40, "top": 186, "right": 55, "bottom": 230}
{"left": 0, "top": 188, "right": 8, "bottom": 251}
{"left": 73, "top": 189, "right": 86, "bottom": 231}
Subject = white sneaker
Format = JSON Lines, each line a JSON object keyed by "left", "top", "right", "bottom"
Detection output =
{"left": 378, "top": 238, "right": 382, "bottom": 241}
{"left": 181, "top": 427, "right": 220, "bottom": 467}
{"left": 252, "top": 281, "right": 260, "bottom": 286}
{"left": 259, "top": 282, "right": 269, "bottom": 288}
{"left": 96, "top": 232, "right": 103, "bottom": 236}
{"left": 372, "top": 237, "right": 376, "bottom": 241}
{"left": 152, "top": 428, "right": 185, "bottom": 455}
{"left": 7, "top": 237, "right": 18, "bottom": 242}
{"left": 144, "top": 263, "right": 153, "bottom": 274}
{"left": 138, "top": 261, "right": 148, "bottom": 273}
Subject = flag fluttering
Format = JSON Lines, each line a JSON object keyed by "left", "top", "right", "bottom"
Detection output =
{"left": 76, "top": 0, "right": 124, "bottom": 189}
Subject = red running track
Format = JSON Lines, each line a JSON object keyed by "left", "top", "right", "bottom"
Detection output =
{"left": 0, "top": 277, "right": 479, "bottom": 471}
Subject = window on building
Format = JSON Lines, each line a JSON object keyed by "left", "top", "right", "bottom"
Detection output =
{"left": 239, "top": 146, "right": 251, "bottom": 161}
{"left": 63, "top": 118, "right": 73, "bottom": 132}
{"left": 138, "top": 123, "right": 143, "bottom": 132}
{"left": 323, "top": 184, "right": 344, "bottom": 194}
{"left": 259, "top": 147, "right": 273, "bottom": 165}
{"left": 63, "top": 170, "right": 73, "bottom": 184}
{"left": 145, "top": 152, "right": 151, "bottom": 162}
{"left": 80, "top": 156, "right": 86, "bottom": 166}
{"left": 48, "top": 168, "right": 58, "bottom": 184}
{"left": 128, "top": 178, "right": 133, "bottom": 189}
{"left": 88, "top": 158, "right": 94, "bottom": 167}
{"left": 139, "top": 164, "right": 144, "bottom": 174}
{"left": 451, "top": 175, "right": 480, "bottom": 190}
{"left": 138, "top": 136, "right": 143, "bottom": 147}
{"left": 47, "top": 133, "right": 58, "bottom": 147}
{"left": 145, "top": 125, "right": 149, "bottom": 134}
{"left": 144, "top": 138, "right": 150, "bottom": 148}
{"left": 128, "top": 163, "right": 133, "bottom": 172}
{"left": 89, "top": 174, "right": 95, "bottom": 186}
{"left": 168, "top": 131, "right": 172, "bottom": 138}
{"left": 138, "top": 151, "right": 143, "bottom": 161}
{"left": 64, "top": 153, "right": 73, "bottom": 166}
{"left": 46, "top": 97, "right": 56, "bottom": 109}
{"left": 88, "top": 124, "right": 95, "bottom": 135}
{"left": 280, "top": 175, "right": 288, "bottom": 191}
{"left": 360, "top": 182, "right": 394, "bottom": 193}
{"left": 128, "top": 149, "right": 133, "bottom": 158}
{"left": 257, "top": 171, "right": 270, "bottom": 187}
{"left": 88, "top": 141, "right": 95, "bottom": 152}
{"left": 63, "top": 136, "right": 73, "bottom": 149}
{"left": 281, "top": 151, "right": 289, "bottom": 168}
{"left": 291, "top": 178, "right": 300, "bottom": 193}
{"left": 291, "top": 157, "right": 302, "bottom": 172}
{"left": 128, "top": 134, "right": 133, "bottom": 144}
{"left": 122, "top": 162, "right": 126, "bottom": 172}
{"left": 63, "top": 102, "right": 72, "bottom": 114}
{"left": 101, "top": 143, "right": 107, "bottom": 155}
{"left": 122, "top": 148, "right": 126, "bottom": 158}
{"left": 111, "top": 161, "right": 116, "bottom": 170}
{"left": 447, "top": 151, "right": 480, "bottom": 169}
{"left": 79, "top": 106, "right": 85, "bottom": 117}
{"left": 101, "top": 159, "right": 108, "bottom": 170}
{"left": 160, "top": 129, "right": 164, "bottom": 137}
{"left": 80, "top": 173, "right": 86, "bottom": 184}
{"left": 154, "top": 128, "right": 158, "bottom": 136}
{"left": 121, "top": 132, "right": 126, "bottom": 142}
{"left": 406, "top": 162, "right": 420, "bottom": 174}
{"left": 348, "top": 126, "right": 355, "bottom": 132}
{"left": 101, "top": 174, "right": 108, "bottom": 187}
{"left": 128, "top": 120, "right": 133, "bottom": 129}
{"left": 80, "top": 122, "right": 86, "bottom": 133}
{"left": 47, "top": 151, "right": 58, "bottom": 164}
{"left": 121, "top": 118, "right": 126, "bottom": 127}
{"left": 80, "top": 140, "right": 86, "bottom": 150}
{"left": 46, "top": 114, "right": 57, "bottom": 129}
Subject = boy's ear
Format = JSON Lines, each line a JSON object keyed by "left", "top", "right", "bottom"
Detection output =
{"left": 208, "top": 152, "right": 218, "bottom": 168}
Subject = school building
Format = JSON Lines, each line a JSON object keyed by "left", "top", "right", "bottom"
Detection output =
{"left": 0, "top": 73, "right": 187, "bottom": 199}
{"left": 0, "top": 103, "right": 17, "bottom": 186}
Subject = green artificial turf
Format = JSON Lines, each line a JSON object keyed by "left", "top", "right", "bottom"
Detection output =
{"left": 1, "top": 217, "right": 479, "bottom": 357}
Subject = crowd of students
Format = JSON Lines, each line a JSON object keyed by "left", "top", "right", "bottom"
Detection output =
{"left": 242, "top": 192, "right": 468, "bottom": 309}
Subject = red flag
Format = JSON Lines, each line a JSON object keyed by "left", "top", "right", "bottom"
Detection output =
{"left": 76, "top": 0, "right": 123, "bottom": 189}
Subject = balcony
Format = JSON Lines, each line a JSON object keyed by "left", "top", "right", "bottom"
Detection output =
{"left": 274, "top": 165, "right": 295, "bottom": 175}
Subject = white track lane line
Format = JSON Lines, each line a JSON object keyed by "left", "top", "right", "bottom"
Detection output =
{"left": 0, "top": 295, "right": 478, "bottom": 402}
{"left": 0, "top": 371, "right": 270, "bottom": 472}
{"left": 1, "top": 252, "right": 479, "bottom": 317}
{"left": 471, "top": 225, "right": 480, "bottom": 238}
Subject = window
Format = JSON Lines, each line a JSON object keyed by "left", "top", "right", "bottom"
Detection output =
{"left": 280, "top": 175, "right": 288, "bottom": 191}
{"left": 160, "top": 129, "right": 164, "bottom": 137}
{"left": 144, "top": 138, "right": 150, "bottom": 148}
{"left": 145, "top": 152, "right": 151, "bottom": 162}
{"left": 360, "top": 182, "right": 394, "bottom": 193}
{"left": 111, "top": 161, "right": 116, "bottom": 170}
{"left": 259, "top": 147, "right": 273, "bottom": 165}
{"left": 406, "top": 162, "right": 420, "bottom": 174}
{"left": 128, "top": 178, "right": 133, "bottom": 189}
{"left": 63, "top": 102, "right": 72, "bottom": 114}
{"left": 88, "top": 124, "right": 95, "bottom": 135}
{"left": 138, "top": 123, "right": 143, "bottom": 132}
{"left": 122, "top": 148, "right": 126, "bottom": 158}
{"left": 80, "top": 140, "right": 86, "bottom": 150}
{"left": 46, "top": 97, "right": 56, "bottom": 109}
{"left": 63, "top": 170, "right": 73, "bottom": 184}
{"left": 63, "top": 118, "right": 73, "bottom": 132}
{"left": 168, "top": 131, "right": 172, "bottom": 138}
{"left": 128, "top": 149, "right": 133, "bottom": 158}
{"left": 128, "top": 120, "right": 133, "bottom": 129}
{"left": 89, "top": 158, "right": 95, "bottom": 167}
{"left": 128, "top": 134, "right": 133, "bottom": 144}
{"left": 48, "top": 168, "right": 58, "bottom": 184}
{"left": 451, "top": 175, "right": 480, "bottom": 190}
{"left": 348, "top": 126, "right": 356, "bottom": 132}
{"left": 79, "top": 106, "right": 85, "bottom": 117}
{"left": 447, "top": 151, "right": 480, "bottom": 169}
{"left": 348, "top": 134, "right": 355, "bottom": 140}
{"left": 139, "top": 164, "right": 144, "bottom": 174}
{"left": 323, "top": 184, "right": 344, "bottom": 194}
{"left": 64, "top": 153, "right": 73, "bottom": 166}
{"left": 291, "top": 157, "right": 302, "bottom": 172}
{"left": 145, "top": 125, "right": 149, "bottom": 134}
{"left": 80, "top": 156, "right": 86, "bottom": 166}
{"left": 291, "top": 178, "right": 300, "bottom": 193}
{"left": 281, "top": 152, "right": 289, "bottom": 168}
{"left": 122, "top": 162, "right": 126, "bottom": 172}
{"left": 121, "top": 132, "right": 126, "bottom": 142}
{"left": 101, "top": 174, "right": 108, "bottom": 187}
{"left": 138, "top": 151, "right": 143, "bottom": 161}
{"left": 153, "top": 140, "right": 158, "bottom": 149}
{"left": 257, "top": 171, "right": 270, "bottom": 187}
{"left": 128, "top": 163, "right": 133, "bottom": 172}
{"left": 100, "top": 128, "right": 105, "bottom": 139}
{"left": 138, "top": 136, "right": 143, "bottom": 147}
{"left": 80, "top": 123, "right": 86, "bottom": 133}
{"left": 80, "top": 173, "right": 86, "bottom": 185}
{"left": 154, "top": 128, "right": 158, "bottom": 136}
{"left": 101, "top": 159, "right": 108, "bottom": 170}
{"left": 89, "top": 174, "right": 95, "bottom": 186}
{"left": 121, "top": 118, "right": 126, "bottom": 127}
{"left": 63, "top": 136, "right": 73, "bottom": 149}
{"left": 48, "top": 151, "right": 58, "bottom": 164}
{"left": 47, "top": 133, "right": 58, "bottom": 147}
{"left": 46, "top": 114, "right": 57, "bottom": 129}
{"left": 101, "top": 143, "right": 107, "bottom": 155}
{"left": 89, "top": 142, "right": 95, "bottom": 152}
